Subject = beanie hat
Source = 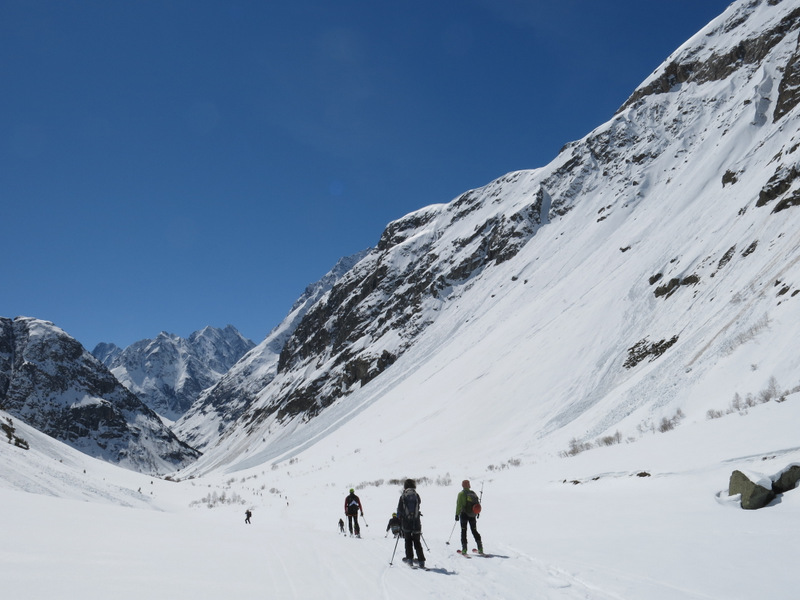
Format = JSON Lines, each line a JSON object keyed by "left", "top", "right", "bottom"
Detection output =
{"left": 404, "top": 478, "right": 416, "bottom": 489}
{"left": 462, "top": 479, "right": 470, "bottom": 489}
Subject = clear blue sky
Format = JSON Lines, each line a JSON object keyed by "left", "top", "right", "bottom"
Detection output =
{"left": 1, "top": 0, "right": 732, "bottom": 350}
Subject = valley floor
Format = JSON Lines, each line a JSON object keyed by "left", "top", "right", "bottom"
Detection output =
{"left": 2, "top": 397, "right": 799, "bottom": 599}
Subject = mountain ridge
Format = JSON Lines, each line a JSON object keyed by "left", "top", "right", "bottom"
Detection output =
{"left": 179, "top": 0, "right": 800, "bottom": 475}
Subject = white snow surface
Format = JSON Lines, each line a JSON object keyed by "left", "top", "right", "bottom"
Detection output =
{"left": 2, "top": 395, "right": 798, "bottom": 600}
{"left": 3, "top": 1, "right": 800, "bottom": 598}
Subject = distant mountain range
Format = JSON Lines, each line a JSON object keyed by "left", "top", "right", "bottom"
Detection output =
{"left": 92, "top": 325, "right": 255, "bottom": 422}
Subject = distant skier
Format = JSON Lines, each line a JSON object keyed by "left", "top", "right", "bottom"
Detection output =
{"left": 456, "top": 479, "right": 483, "bottom": 554}
{"left": 338, "top": 518, "right": 345, "bottom": 534}
{"left": 386, "top": 512, "right": 401, "bottom": 537}
{"left": 344, "top": 488, "right": 364, "bottom": 537}
{"left": 245, "top": 509, "right": 252, "bottom": 524}
{"left": 397, "top": 479, "right": 425, "bottom": 568}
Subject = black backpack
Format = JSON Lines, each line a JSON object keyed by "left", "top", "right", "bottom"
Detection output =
{"left": 463, "top": 489, "right": 481, "bottom": 515}
{"left": 346, "top": 495, "right": 360, "bottom": 516}
{"left": 400, "top": 488, "right": 420, "bottom": 531}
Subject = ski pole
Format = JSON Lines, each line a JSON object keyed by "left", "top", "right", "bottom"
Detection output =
{"left": 420, "top": 533, "right": 430, "bottom": 552}
{"left": 445, "top": 521, "right": 457, "bottom": 545}
{"left": 362, "top": 515, "right": 369, "bottom": 527}
{"left": 389, "top": 531, "right": 401, "bottom": 565}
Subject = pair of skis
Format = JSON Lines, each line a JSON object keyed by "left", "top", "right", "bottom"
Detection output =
{"left": 457, "top": 549, "right": 492, "bottom": 558}
{"left": 402, "top": 558, "right": 428, "bottom": 570}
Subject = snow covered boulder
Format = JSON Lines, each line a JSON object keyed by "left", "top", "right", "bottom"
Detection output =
{"left": 728, "top": 470, "right": 775, "bottom": 510}
{"left": 771, "top": 465, "right": 800, "bottom": 495}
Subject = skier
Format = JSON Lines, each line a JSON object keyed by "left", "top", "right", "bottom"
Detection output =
{"left": 397, "top": 479, "right": 425, "bottom": 568}
{"left": 385, "top": 512, "right": 401, "bottom": 537}
{"left": 344, "top": 488, "right": 364, "bottom": 537}
{"left": 456, "top": 479, "right": 483, "bottom": 555}
{"left": 244, "top": 509, "right": 252, "bottom": 524}
{"left": 338, "top": 518, "right": 345, "bottom": 534}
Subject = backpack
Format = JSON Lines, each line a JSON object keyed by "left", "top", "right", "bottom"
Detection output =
{"left": 399, "top": 488, "right": 420, "bottom": 531}
{"left": 346, "top": 495, "right": 360, "bottom": 516}
{"left": 463, "top": 489, "right": 481, "bottom": 515}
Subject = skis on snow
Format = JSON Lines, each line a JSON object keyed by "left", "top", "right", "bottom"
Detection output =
{"left": 457, "top": 549, "right": 493, "bottom": 558}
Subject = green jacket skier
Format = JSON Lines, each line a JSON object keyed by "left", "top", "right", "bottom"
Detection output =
{"left": 455, "top": 479, "right": 483, "bottom": 554}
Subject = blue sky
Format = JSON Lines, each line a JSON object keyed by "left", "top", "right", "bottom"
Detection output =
{"left": 1, "top": 0, "right": 732, "bottom": 350}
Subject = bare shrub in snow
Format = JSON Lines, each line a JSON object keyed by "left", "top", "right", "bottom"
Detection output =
{"left": 759, "top": 376, "right": 781, "bottom": 403}
{"left": 562, "top": 437, "right": 593, "bottom": 457}
{"left": 190, "top": 490, "right": 245, "bottom": 509}
{"left": 597, "top": 431, "right": 623, "bottom": 446}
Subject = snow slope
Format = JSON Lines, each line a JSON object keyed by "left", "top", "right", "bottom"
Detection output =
{"left": 175, "top": 0, "right": 800, "bottom": 478}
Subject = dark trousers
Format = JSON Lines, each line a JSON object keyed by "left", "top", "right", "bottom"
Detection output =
{"left": 347, "top": 513, "right": 360, "bottom": 535}
{"left": 460, "top": 514, "right": 482, "bottom": 550}
{"left": 404, "top": 531, "right": 425, "bottom": 562}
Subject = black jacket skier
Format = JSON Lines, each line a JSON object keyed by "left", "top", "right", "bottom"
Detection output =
{"left": 396, "top": 479, "right": 425, "bottom": 568}
{"left": 386, "top": 513, "right": 402, "bottom": 537}
{"left": 344, "top": 489, "right": 364, "bottom": 536}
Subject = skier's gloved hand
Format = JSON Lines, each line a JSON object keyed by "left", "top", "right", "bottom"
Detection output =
{"left": 455, "top": 515, "right": 459, "bottom": 521}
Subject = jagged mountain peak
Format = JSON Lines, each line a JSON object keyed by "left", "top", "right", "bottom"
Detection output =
{"left": 92, "top": 325, "right": 255, "bottom": 422}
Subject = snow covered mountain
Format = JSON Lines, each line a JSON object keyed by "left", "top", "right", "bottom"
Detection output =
{"left": 2, "top": 3, "right": 800, "bottom": 598}
{"left": 92, "top": 325, "right": 255, "bottom": 422}
{"left": 183, "top": 0, "right": 800, "bottom": 474}
{"left": 173, "top": 250, "right": 369, "bottom": 450}
{"left": 0, "top": 317, "right": 199, "bottom": 474}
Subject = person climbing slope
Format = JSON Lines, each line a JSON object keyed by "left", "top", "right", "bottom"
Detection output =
{"left": 344, "top": 488, "right": 364, "bottom": 537}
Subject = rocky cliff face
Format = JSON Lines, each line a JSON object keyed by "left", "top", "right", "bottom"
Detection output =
{"left": 92, "top": 325, "right": 254, "bottom": 421}
{"left": 173, "top": 251, "right": 369, "bottom": 450}
{"left": 0, "top": 317, "right": 199, "bottom": 474}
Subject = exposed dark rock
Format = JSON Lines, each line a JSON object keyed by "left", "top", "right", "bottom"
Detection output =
{"left": 623, "top": 336, "right": 679, "bottom": 369}
{"left": 654, "top": 275, "right": 700, "bottom": 299}
{"left": 729, "top": 470, "right": 775, "bottom": 509}
{"left": 717, "top": 246, "right": 737, "bottom": 270}
{"left": 722, "top": 170, "right": 739, "bottom": 186}
{"left": 756, "top": 164, "right": 799, "bottom": 208}
{"left": 620, "top": 6, "right": 800, "bottom": 113}
{"left": 774, "top": 31, "right": 800, "bottom": 121}
{"left": 772, "top": 464, "right": 800, "bottom": 493}
{"left": 1, "top": 416, "right": 29, "bottom": 449}
{"left": 742, "top": 240, "right": 759, "bottom": 257}
{"left": 729, "top": 465, "right": 800, "bottom": 509}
